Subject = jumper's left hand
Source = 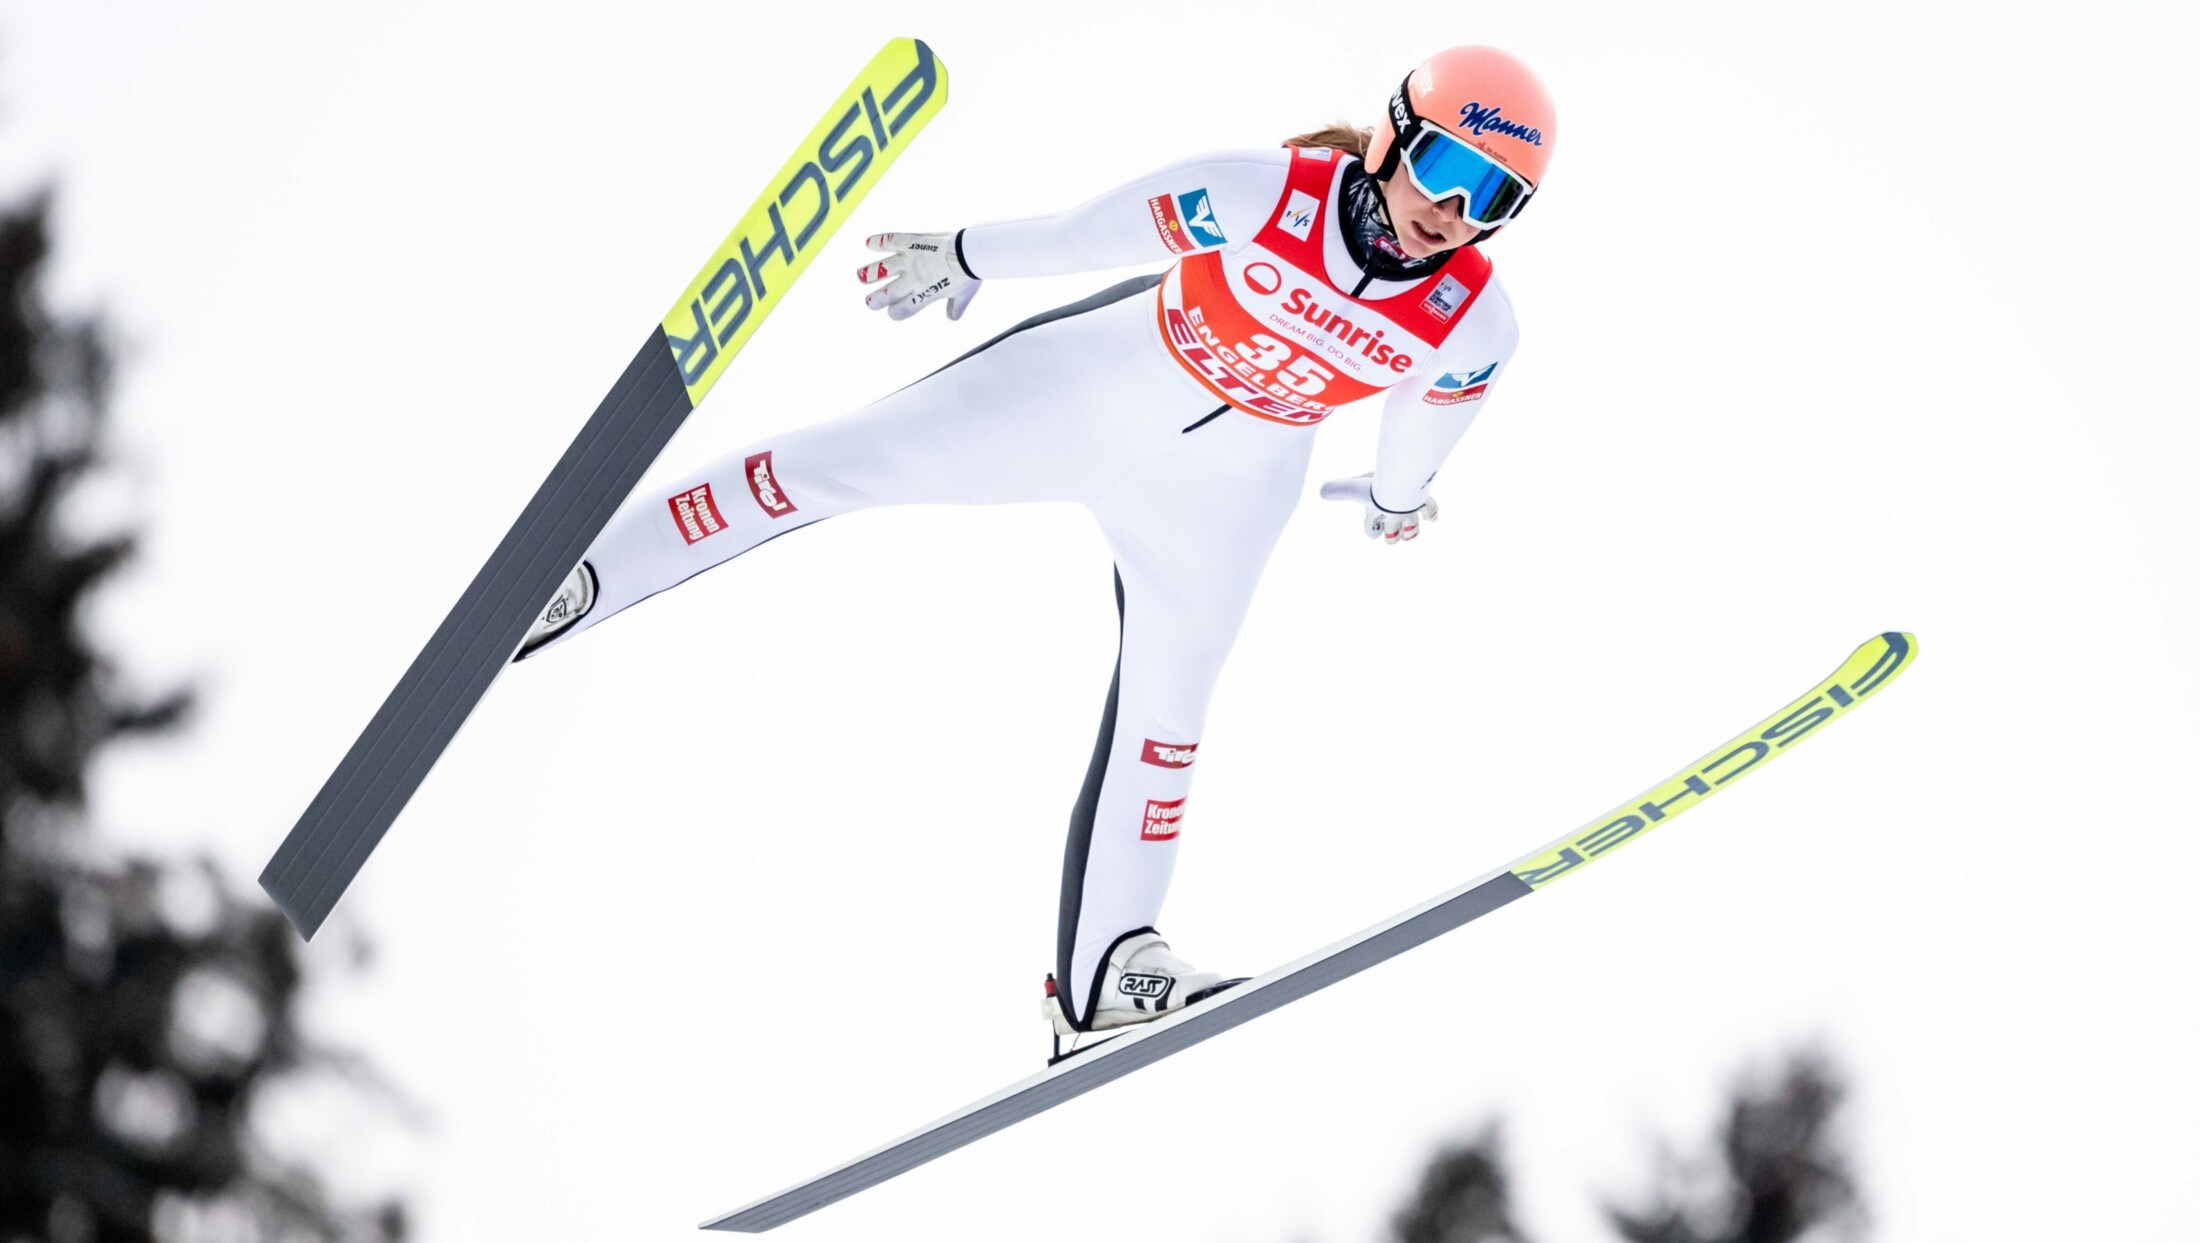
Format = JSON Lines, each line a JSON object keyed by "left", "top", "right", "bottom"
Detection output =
{"left": 857, "top": 231, "right": 983, "bottom": 321}
{"left": 1320, "top": 473, "right": 1439, "bottom": 545}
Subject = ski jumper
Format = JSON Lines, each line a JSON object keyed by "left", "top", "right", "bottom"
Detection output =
{"left": 531, "top": 145, "right": 1521, "bottom": 1028}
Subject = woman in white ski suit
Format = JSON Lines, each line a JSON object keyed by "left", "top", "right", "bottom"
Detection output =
{"left": 521, "top": 47, "right": 1552, "bottom": 1037}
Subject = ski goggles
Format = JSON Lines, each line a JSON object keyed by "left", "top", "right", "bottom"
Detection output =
{"left": 1398, "top": 122, "right": 1535, "bottom": 227}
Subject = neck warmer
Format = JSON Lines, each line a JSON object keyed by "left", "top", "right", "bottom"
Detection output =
{"left": 1338, "top": 158, "right": 1452, "bottom": 282}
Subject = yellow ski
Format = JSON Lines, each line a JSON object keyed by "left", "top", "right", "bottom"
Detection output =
{"left": 261, "top": 38, "right": 949, "bottom": 939}
{"left": 703, "top": 633, "right": 1918, "bottom": 1231}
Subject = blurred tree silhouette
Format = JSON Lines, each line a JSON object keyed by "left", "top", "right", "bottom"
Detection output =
{"left": 1, "top": 189, "right": 405, "bottom": 1241}
{"left": 1605, "top": 1049, "right": 1861, "bottom": 1243}
{"left": 1390, "top": 1123, "right": 1531, "bottom": 1243}
{"left": 1385, "top": 1050, "right": 1860, "bottom": 1243}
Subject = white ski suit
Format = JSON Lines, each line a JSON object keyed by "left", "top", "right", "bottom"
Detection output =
{"left": 531, "top": 144, "right": 1521, "bottom": 1028}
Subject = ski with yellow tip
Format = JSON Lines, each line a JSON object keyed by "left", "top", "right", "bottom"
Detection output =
{"left": 702, "top": 632, "right": 1918, "bottom": 1232}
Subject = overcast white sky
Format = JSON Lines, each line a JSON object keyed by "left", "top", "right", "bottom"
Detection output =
{"left": 6, "top": 1, "right": 2197, "bottom": 1239}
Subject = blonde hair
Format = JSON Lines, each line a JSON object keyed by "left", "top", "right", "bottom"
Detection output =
{"left": 1282, "top": 124, "right": 1373, "bottom": 158}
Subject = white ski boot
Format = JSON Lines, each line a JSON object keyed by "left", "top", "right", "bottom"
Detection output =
{"left": 1042, "top": 932, "right": 1244, "bottom": 1061}
{"left": 514, "top": 561, "right": 597, "bottom": 661}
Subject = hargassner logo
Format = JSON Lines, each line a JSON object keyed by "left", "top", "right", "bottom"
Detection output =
{"left": 1457, "top": 102, "right": 1544, "bottom": 146}
{"left": 1147, "top": 194, "right": 1190, "bottom": 254}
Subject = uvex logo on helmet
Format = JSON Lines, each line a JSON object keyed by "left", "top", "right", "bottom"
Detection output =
{"left": 1457, "top": 102, "right": 1545, "bottom": 147}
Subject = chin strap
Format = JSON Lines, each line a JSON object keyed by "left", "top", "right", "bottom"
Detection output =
{"left": 1373, "top": 75, "right": 1415, "bottom": 182}
{"left": 1342, "top": 157, "right": 1455, "bottom": 279}
{"left": 1370, "top": 186, "right": 1395, "bottom": 235}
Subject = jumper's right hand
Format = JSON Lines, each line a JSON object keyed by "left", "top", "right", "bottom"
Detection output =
{"left": 1320, "top": 473, "right": 1439, "bottom": 545}
{"left": 857, "top": 231, "right": 983, "bottom": 321}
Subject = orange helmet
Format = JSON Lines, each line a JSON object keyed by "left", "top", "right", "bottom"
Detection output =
{"left": 1366, "top": 46, "right": 1556, "bottom": 233}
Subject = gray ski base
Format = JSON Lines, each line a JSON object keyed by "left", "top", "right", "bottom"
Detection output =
{"left": 259, "top": 331, "right": 690, "bottom": 938}
{"left": 702, "top": 870, "right": 1534, "bottom": 1231}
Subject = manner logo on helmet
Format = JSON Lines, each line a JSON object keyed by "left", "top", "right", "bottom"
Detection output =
{"left": 668, "top": 483, "right": 728, "bottom": 544}
{"left": 1457, "top": 102, "right": 1544, "bottom": 147}
{"left": 744, "top": 451, "right": 797, "bottom": 519}
{"left": 1279, "top": 189, "right": 1320, "bottom": 242}
{"left": 1141, "top": 798, "right": 1186, "bottom": 841}
{"left": 1141, "top": 739, "right": 1199, "bottom": 769}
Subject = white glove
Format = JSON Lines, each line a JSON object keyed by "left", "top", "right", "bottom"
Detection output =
{"left": 1320, "top": 473, "right": 1439, "bottom": 545}
{"left": 856, "top": 231, "right": 983, "bottom": 321}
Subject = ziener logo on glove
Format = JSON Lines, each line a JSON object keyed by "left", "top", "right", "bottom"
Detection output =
{"left": 1141, "top": 798, "right": 1186, "bottom": 841}
{"left": 668, "top": 483, "right": 728, "bottom": 544}
{"left": 745, "top": 451, "right": 797, "bottom": 519}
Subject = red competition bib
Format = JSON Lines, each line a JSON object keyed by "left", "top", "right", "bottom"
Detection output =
{"left": 1155, "top": 147, "right": 1492, "bottom": 426}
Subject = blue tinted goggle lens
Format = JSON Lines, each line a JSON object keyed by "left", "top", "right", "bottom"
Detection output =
{"left": 1403, "top": 126, "right": 1532, "bottom": 226}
